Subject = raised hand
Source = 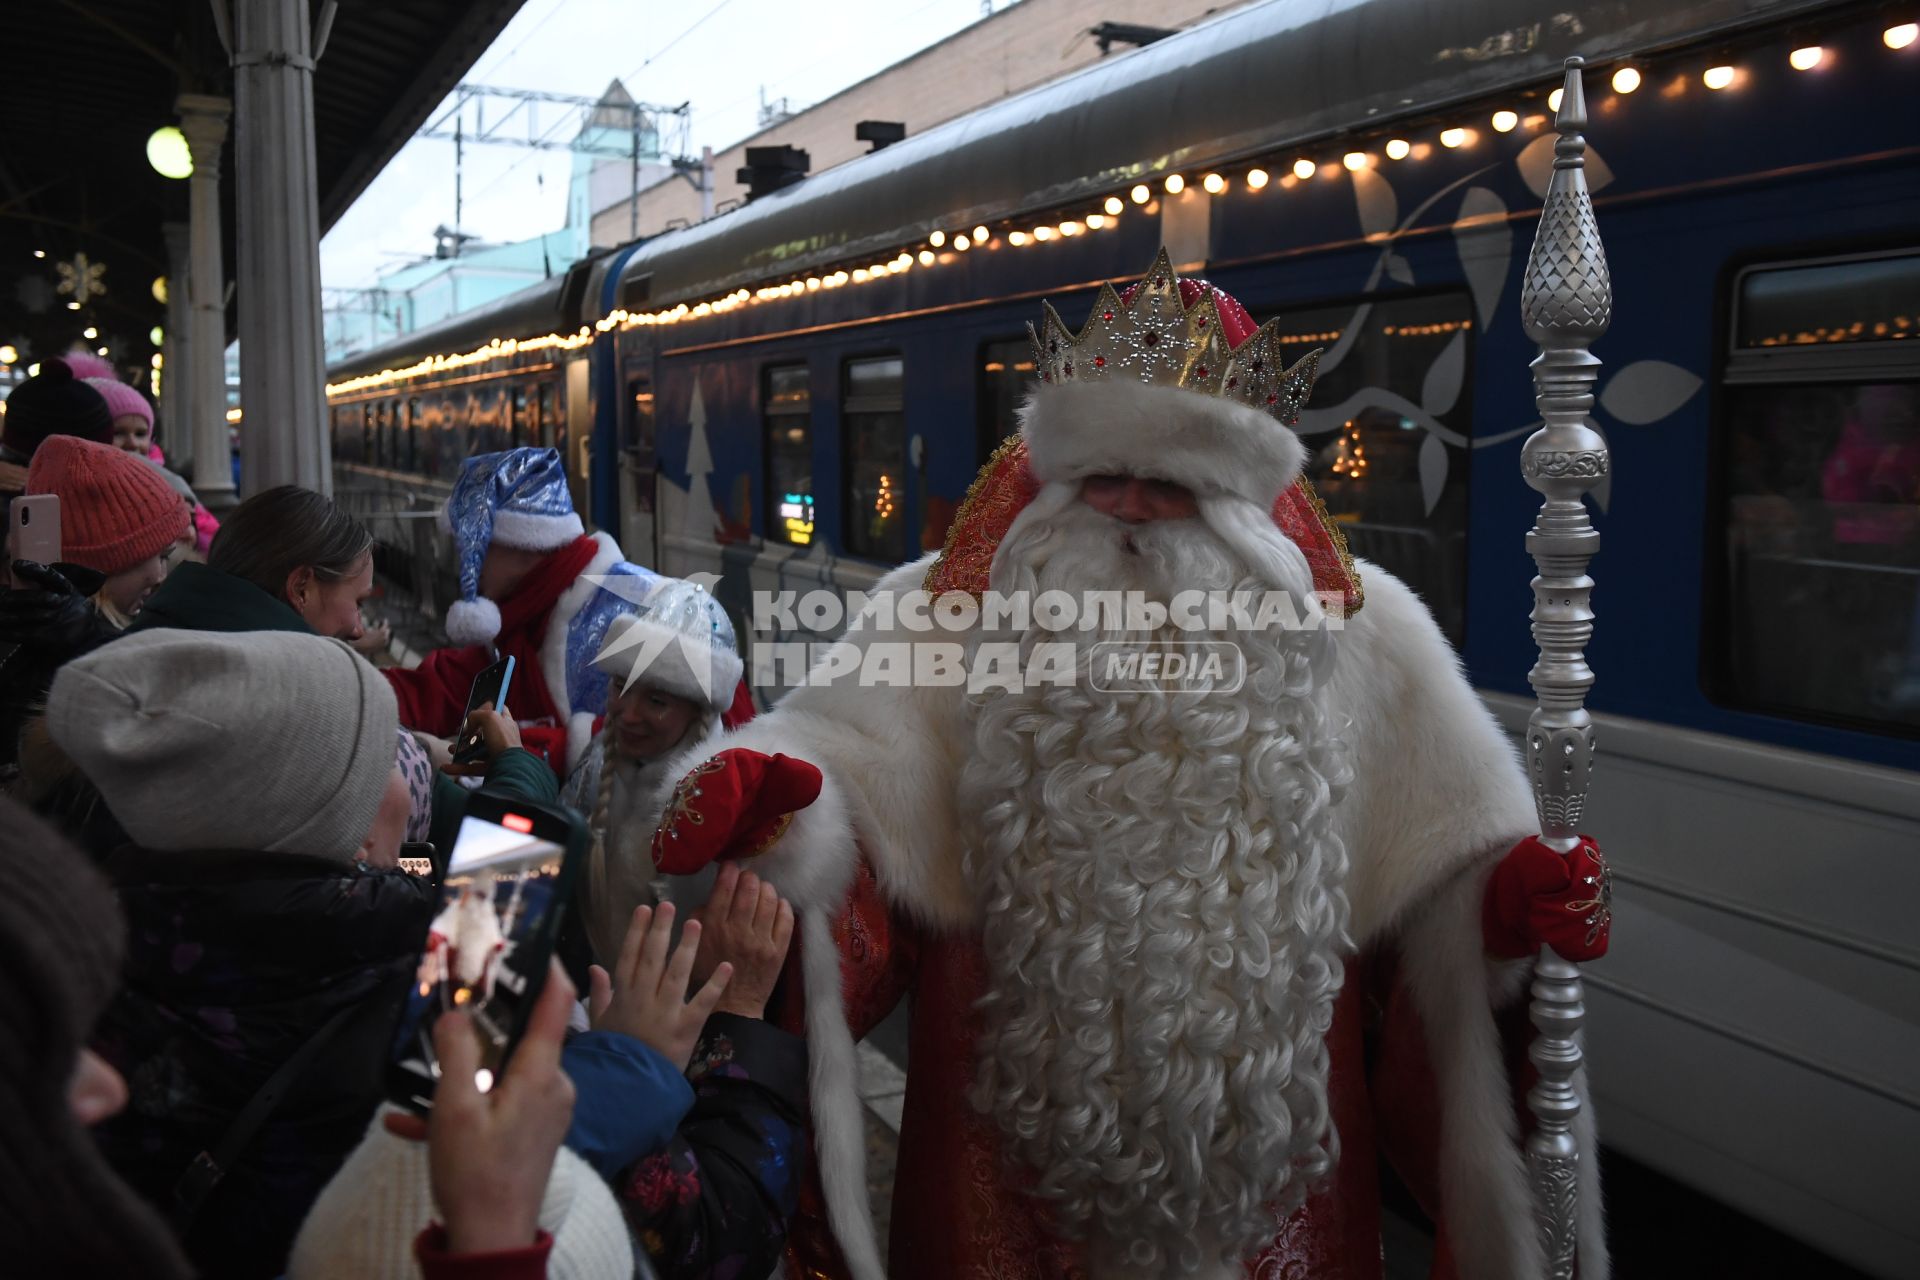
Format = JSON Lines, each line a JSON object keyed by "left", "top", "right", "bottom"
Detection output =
{"left": 690, "top": 862, "right": 796, "bottom": 1020}
{"left": 587, "top": 901, "right": 733, "bottom": 1072}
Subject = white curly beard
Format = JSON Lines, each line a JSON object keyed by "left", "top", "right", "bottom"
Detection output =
{"left": 959, "top": 485, "right": 1353, "bottom": 1277}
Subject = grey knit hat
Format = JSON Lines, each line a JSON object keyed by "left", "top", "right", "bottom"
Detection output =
{"left": 47, "top": 629, "right": 400, "bottom": 861}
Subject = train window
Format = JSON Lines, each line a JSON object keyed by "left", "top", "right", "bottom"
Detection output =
{"left": 978, "top": 338, "right": 1035, "bottom": 465}
{"left": 764, "top": 364, "right": 813, "bottom": 547}
{"left": 403, "top": 397, "right": 420, "bottom": 473}
{"left": 624, "top": 375, "right": 655, "bottom": 455}
{"left": 1264, "top": 291, "right": 1475, "bottom": 646}
{"left": 512, "top": 387, "right": 531, "bottom": 447}
{"left": 843, "top": 356, "right": 907, "bottom": 563}
{"left": 1735, "top": 251, "right": 1920, "bottom": 349}
{"left": 537, "top": 384, "right": 558, "bottom": 450}
{"left": 1715, "top": 250, "right": 1920, "bottom": 734}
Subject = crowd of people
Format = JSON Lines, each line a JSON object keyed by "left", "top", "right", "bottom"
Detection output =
{"left": 0, "top": 360, "right": 808, "bottom": 1280}
{"left": 2, "top": 256, "right": 1614, "bottom": 1280}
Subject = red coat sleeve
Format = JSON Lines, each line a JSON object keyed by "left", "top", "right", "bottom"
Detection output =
{"left": 386, "top": 644, "right": 493, "bottom": 736}
{"left": 722, "top": 677, "right": 758, "bottom": 729}
{"left": 413, "top": 1226, "right": 553, "bottom": 1280}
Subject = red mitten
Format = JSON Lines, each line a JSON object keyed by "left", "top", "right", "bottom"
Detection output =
{"left": 650, "top": 748, "right": 824, "bottom": 875}
{"left": 1482, "top": 834, "right": 1612, "bottom": 963}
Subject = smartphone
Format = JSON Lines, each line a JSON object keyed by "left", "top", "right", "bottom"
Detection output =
{"left": 7, "top": 495, "right": 61, "bottom": 587}
{"left": 385, "top": 795, "right": 585, "bottom": 1113}
{"left": 397, "top": 841, "right": 438, "bottom": 882}
{"left": 450, "top": 656, "right": 516, "bottom": 764}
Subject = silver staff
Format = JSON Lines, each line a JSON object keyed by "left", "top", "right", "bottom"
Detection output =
{"left": 1517, "top": 55, "right": 1611, "bottom": 1277}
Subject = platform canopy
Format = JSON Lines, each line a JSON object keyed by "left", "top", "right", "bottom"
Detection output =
{"left": 0, "top": 0, "right": 525, "bottom": 370}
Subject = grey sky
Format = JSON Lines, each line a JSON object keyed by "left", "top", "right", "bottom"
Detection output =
{"left": 320, "top": 0, "right": 997, "bottom": 288}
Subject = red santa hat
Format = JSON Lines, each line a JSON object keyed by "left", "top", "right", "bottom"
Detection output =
{"left": 925, "top": 248, "right": 1364, "bottom": 615}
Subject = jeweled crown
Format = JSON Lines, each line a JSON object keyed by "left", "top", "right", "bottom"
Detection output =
{"left": 1029, "top": 248, "right": 1321, "bottom": 424}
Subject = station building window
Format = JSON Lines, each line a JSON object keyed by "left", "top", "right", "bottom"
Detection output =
{"left": 763, "top": 364, "right": 813, "bottom": 546}
{"left": 402, "top": 397, "right": 420, "bottom": 473}
{"left": 1713, "top": 248, "right": 1920, "bottom": 734}
{"left": 843, "top": 356, "right": 907, "bottom": 563}
{"left": 1265, "top": 291, "right": 1476, "bottom": 646}
{"left": 978, "top": 338, "right": 1036, "bottom": 465}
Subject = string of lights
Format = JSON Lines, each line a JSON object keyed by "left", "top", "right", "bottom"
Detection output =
{"left": 326, "top": 17, "right": 1917, "bottom": 397}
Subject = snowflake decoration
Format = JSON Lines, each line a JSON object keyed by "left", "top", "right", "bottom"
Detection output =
{"left": 56, "top": 253, "right": 107, "bottom": 303}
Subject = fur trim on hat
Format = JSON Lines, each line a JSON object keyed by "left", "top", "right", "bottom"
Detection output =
{"left": 1020, "top": 380, "right": 1306, "bottom": 511}
{"left": 444, "top": 596, "right": 503, "bottom": 648}
{"left": 490, "top": 506, "right": 586, "bottom": 552}
{"left": 590, "top": 613, "right": 744, "bottom": 714}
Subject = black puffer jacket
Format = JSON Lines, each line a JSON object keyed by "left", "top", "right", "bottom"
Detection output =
{"left": 89, "top": 846, "right": 435, "bottom": 1280}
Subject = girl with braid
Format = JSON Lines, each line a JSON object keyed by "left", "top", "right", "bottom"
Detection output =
{"left": 560, "top": 577, "right": 745, "bottom": 970}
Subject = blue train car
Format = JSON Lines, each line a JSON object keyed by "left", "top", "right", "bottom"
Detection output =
{"left": 330, "top": 0, "right": 1920, "bottom": 1271}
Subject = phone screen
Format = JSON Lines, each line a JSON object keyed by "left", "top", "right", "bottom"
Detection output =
{"left": 452, "top": 657, "right": 516, "bottom": 763}
{"left": 386, "top": 802, "right": 579, "bottom": 1112}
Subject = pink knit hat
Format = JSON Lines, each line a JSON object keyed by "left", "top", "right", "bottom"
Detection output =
{"left": 25, "top": 436, "right": 187, "bottom": 575}
{"left": 60, "top": 352, "right": 117, "bottom": 381}
{"left": 83, "top": 377, "right": 153, "bottom": 429}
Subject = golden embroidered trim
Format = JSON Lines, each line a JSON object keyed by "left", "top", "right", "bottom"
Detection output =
{"left": 746, "top": 811, "right": 796, "bottom": 857}
{"left": 922, "top": 433, "right": 1030, "bottom": 596}
{"left": 1295, "top": 474, "right": 1365, "bottom": 617}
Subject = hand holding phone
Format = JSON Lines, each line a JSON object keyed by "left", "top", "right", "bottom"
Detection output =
{"left": 450, "top": 657, "right": 515, "bottom": 765}
{"left": 442, "top": 704, "right": 523, "bottom": 777}
{"left": 383, "top": 959, "right": 577, "bottom": 1256}
{"left": 386, "top": 796, "right": 585, "bottom": 1114}
{"left": 7, "top": 495, "right": 61, "bottom": 581}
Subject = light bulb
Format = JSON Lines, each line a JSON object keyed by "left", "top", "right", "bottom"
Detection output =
{"left": 972, "top": 225, "right": 989, "bottom": 243}
{"left": 1789, "top": 45, "right": 1824, "bottom": 71}
{"left": 1130, "top": 183, "right": 1150, "bottom": 204}
{"left": 954, "top": 235, "right": 970, "bottom": 251}
{"left": 1491, "top": 109, "right": 1518, "bottom": 132}
{"left": 1104, "top": 195, "right": 1124, "bottom": 215}
{"left": 1385, "top": 138, "right": 1411, "bottom": 160}
{"left": 1611, "top": 66, "right": 1641, "bottom": 93}
{"left": 82, "top": 326, "right": 98, "bottom": 340}
{"left": 1033, "top": 226, "right": 1053, "bottom": 242}
{"left": 32, "top": 249, "right": 45, "bottom": 259}
{"left": 65, "top": 301, "right": 80, "bottom": 311}
{"left": 1008, "top": 230, "right": 1029, "bottom": 246}
{"left": 1342, "top": 151, "right": 1368, "bottom": 171}
{"left": 1292, "top": 158, "right": 1315, "bottom": 180}
{"left": 918, "top": 250, "right": 935, "bottom": 266}
{"left": 1164, "top": 174, "right": 1185, "bottom": 194}
{"left": 1887, "top": 23, "right": 1919, "bottom": 49}
{"left": 1059, "top": 221, "right": 1082, "bottom": 237}
{"left": 96, "top": 346, "right": 108, "bottom": 356}
{"left": 1202, "top": 172, "right": 1226, "bottom": 193}
{"left": 1440, "top": 127, "right": 1468, "bottom": 148}
{"left": 1246, "top": 167, "right": 1269, "bottom": 189}
{"left": 1548, "top": 87, "right": 1564, "bottom": 112}
{"left": 146, "top": 126, "right": 192, "bottom": 179}
{"left": 1086, "top": 213, "right": 1106, "bottom": 229}
{"left": 150, "top": 326, "right": 164, "bottom": 345}
{"left": 0, "top": 345, "right": 16, "bottom": 364}
{"left": 929, "top": 230, "right": 946, "bottom": 247}
{"left": 1703, "top": 64, "right": 1736, "bottom": 90}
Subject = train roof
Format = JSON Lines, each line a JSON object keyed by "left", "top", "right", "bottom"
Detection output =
{"left": 612, "top": 0, "right": 1840, "bottom": 308}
